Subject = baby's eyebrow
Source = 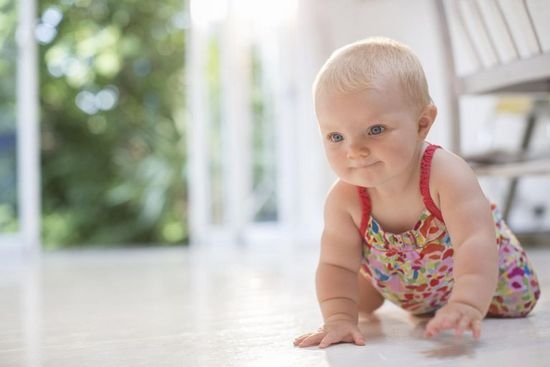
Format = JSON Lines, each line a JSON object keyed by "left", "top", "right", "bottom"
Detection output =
{"left": 318, "top": 123, "right": 343, "bottom": 131}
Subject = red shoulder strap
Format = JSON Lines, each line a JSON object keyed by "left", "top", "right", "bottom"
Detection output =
{"left": 356, "top": 186, "right": 371, "bottom": 236}
{"left": 420, "top": 144, "right": 444, "bottom": 222}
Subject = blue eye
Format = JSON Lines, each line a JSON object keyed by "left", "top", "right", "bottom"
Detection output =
{"left": 368, "top": 125, "right": 385, "bottom": 135}
{"left": 328, "top": 133, "right": 344, "bottom": 143}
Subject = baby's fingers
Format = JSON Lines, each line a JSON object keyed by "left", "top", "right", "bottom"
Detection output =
{"left": 454, "top": 315, "right": 472, "bottom": 336}
{"left": 296, "top": 332, "right": 326, "bottom": 348}
{"left": 424, "top": 321, "right": 439, "bottom": 338}
{"left": 293, "top": 333, "right": 312, "bottom": 346}
{"left": 350, "top": 329, "right": 366, "bottom": 346}
{"left": 294, "top": 328, "right": 323, "bottom": 346}
{"left": 319, "top": 329, "right": 365, "bottom": 349}
{"left": 425, "top": 314, "right": 482, "bottom": 339}
{"left": 319, "top": 332, "right": 342, "bottom": 349}
{"left": 453, "top": 316, "right": 482, "bottom": 339}
{"left": 424, "top": 316, "right": 446, "bottom": 337}
{"left": 470, "top": 319, "right": 482, "bottom": 339}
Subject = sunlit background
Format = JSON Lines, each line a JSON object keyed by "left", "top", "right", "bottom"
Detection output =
{"left": 1, "top": 0, "right": 549, "bottom": 252}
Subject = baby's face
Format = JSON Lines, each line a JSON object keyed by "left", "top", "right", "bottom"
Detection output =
{"left": 315, "top": 80, "right": 425, "bottom": 188}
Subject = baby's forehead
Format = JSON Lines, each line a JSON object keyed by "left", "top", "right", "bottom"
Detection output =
{"left": 316, "top": 77, "right": 403, "bottom": 102}
{"left": 315, "top": 88, "right": 424, "bottom": 126}
{"left": 329, "top": 81, "right": 424, "bottom": 111}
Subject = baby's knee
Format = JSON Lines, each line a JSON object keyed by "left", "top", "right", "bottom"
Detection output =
{"left": 488, "top": 288, "right": 540, "bottom": 317}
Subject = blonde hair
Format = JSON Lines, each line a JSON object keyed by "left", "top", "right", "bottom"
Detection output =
{"left": 313, "top": 37, "right": 432, "bottom": 111}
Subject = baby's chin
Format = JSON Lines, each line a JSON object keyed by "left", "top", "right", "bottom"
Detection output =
{"left": 340, "top": 177, "right": 376, "bottom": 188}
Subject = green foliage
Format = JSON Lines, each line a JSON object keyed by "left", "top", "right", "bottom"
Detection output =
{"left": 0, "top": 0, "right": 18, "bottom": 232}
{"left": 39, "top": 0, "right": 188, "bottom": 248}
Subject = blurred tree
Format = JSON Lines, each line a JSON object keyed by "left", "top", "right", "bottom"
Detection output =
{"left": 39, "top": 0, "right": 188, "bottom": 248}
{"left": 0, "top": 0, "right": 18, "bottom": 232}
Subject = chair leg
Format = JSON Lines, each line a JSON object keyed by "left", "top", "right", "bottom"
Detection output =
{"left": 502, "top": 104, "right": 538, "bottom": 221}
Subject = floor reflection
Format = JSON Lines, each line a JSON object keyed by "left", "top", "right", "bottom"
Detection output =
{"left": 1, "top": 246, "right": 549, "bottom": 367}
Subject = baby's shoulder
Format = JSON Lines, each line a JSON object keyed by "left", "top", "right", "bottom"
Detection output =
{"left": 430, "top": 147, "right": 479, "bottom": 187}
{"left": 325, "top": 180, "right": 362, "bottom": 211}
{"left": 324, "top": 180, "right": 364, "bottom": 228}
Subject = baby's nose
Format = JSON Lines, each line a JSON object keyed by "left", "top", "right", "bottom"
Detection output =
{"left": 347, "top": 141, "right": 369, "bottom": 159}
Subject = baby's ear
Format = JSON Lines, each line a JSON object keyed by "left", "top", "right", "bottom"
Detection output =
{"left": 417, "top": 103, "right": 437, "bottom": 138}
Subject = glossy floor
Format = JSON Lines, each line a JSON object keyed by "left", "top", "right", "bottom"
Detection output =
{"left": 1, "top": 243, "right": 549, "bottom": 367}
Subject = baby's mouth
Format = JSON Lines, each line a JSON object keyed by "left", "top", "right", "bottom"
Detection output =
{"left": 351, "top": 161, "right": 379, "bottom": 169}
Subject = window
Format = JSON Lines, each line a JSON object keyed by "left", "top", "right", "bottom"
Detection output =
{"left": 0, "top": 0, "right": 40, "bottom": 252}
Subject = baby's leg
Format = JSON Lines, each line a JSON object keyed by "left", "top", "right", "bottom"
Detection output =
{"left": 488, "top": 270, "right": 540, "bottom": 317}
{"left": 357, "top": 271, "right": 384, "bottom": 314}
{"left": 488, "top": 243, "right": 541, "bottom": 317}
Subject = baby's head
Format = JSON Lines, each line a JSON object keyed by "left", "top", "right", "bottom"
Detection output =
{"left": 313, "top": 37, "right": 432, "bottom": 114}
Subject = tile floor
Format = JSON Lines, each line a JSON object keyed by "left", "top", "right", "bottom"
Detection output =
{"left": 0, "top": 242, "right": 549, "bottom": 367}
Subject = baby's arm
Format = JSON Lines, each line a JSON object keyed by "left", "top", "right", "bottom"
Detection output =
{"left": 425, "top": 151, "right": 499, "bottom": 339}
{"left": 294, "top": 182, "right": 365, "bottom": 348}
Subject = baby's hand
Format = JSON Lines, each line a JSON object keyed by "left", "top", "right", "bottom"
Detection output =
{"left": 424, "top": 301, "right": 483, "bottom": 339}
{"left": 294, "top": 320, "right": 365, "bottom": 348}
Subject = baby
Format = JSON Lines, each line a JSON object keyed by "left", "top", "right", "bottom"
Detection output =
{"left": 294, "top": 37, "right": 540, "bottom": 348}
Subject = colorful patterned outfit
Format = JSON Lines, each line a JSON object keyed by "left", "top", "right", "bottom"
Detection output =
{"left": 358, "top": 144, "right": 540, "bottom": 317}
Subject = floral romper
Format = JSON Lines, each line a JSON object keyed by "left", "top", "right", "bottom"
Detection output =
{"left": 358, "top": 144, "right": 540, "bottom": 317}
